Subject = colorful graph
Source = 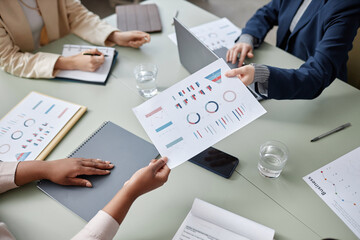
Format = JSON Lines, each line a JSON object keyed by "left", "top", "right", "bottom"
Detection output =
{"left": 155, "top": 121, "right": 173, "bottom": 132}
{"left": 45, "top": 104, "right": 55, "bottom": 114}
{"left": 223, "top": 90, "right": 237, "bottom": 102}
{"left": 16, "top": 152, "right": 31, "bottom": 161}
{"left": 205, "top": 69, "right": 222, "bottom": 84}
{"left": 58, "top": 108, "right": 68, "bottom": 118}
{"left": 11, "top": 130, "right": 23, "bottom": 140}
{"left": 187, "top": 113, "right": 201, "bottom": 125}
{"left": 166, "top": 137, "right": 184, "bottom": 148}
{"left": 0, "top": 144, "right": 10, "bottom": 154}
{"left": 145, "top": 107, "right": 163, "bottom": 118}
{"left": 205, "top": 101, "right": 219, "bottom": 113}
{"left": 24, "top": 119, "right": 35, "bottom": 127}
{"left": 32, "top": 100, "right": 43, "bottom": 110}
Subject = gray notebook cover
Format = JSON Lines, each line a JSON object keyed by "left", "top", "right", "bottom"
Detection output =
{"left": 37, "top": 121, "right": 159, "bottom": 221}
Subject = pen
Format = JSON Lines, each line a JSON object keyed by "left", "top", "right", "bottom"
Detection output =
{"left": 83, "top": 53, "right": 108, "bottom": 57}
{"left": 171, "top": 10, "right": 179, "bottom": 25}
{"left": 310, "top": 123, "right": 351, "bottom": 142}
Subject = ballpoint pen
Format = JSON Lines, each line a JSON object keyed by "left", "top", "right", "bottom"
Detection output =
{"left": 310, "top": 122, "right": 351, "bottom": 142}
{"left": 83, "top": 53, "right": 108, "bottom": 57}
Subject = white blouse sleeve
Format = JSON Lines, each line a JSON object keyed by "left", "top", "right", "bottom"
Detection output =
{"left": 0, "top": 162, "right": 19, "bottom": 194}
{"left": 71, "top": 210, "right": 120, "bottom": 240}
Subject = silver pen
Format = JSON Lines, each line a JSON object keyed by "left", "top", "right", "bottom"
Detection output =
{"left": 310, "top": 123, "right": 351, "bottom": 142}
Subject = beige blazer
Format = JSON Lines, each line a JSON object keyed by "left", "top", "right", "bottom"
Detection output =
{"left": 0, "top": 0, "right": 118, "bottom": 78}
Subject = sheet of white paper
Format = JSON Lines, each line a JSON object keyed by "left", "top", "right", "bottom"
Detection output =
{"left": 303, "top": 147, "right": 360, "bottom": 238}
{"left": 172, "top": 198, "right": 275, "bottom": 240}
{"left": 133, "top": 59, "right": 266, "bottom": 169}
{"left": 168, "top": 18, "right": 241, "bottom": 51}
{"left": 0, "top": 92, "right": 80, "bottom": 162}
{"left": 56, "top": 44, "right": 115, "bottom": 83}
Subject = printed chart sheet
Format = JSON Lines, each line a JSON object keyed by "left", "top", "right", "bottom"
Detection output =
{"left": 304, "top": 146, "right": 360, "bottom": 238}
{"left": 133, "top": 59, "right": 266, "bottom": 168}
{"left": 0, "top": 92, "right": 80, "bottom": 162}
{"left": 168, "top": 18, "right": 241, "bottom": 51}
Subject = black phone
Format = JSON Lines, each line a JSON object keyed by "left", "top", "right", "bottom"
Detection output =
{"left": 189, "top": 147, "right": 239, "bottom": 178}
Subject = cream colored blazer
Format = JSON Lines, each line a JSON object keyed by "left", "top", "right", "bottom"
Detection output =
{"left": 0, "top": 0, "right": 118, "bottom": 78}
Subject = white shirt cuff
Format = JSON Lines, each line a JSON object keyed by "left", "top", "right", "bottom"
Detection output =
{"left": 0, "top": 162, "right": 20, "bottom": 194}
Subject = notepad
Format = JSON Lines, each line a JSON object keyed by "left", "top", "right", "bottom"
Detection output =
{"left": 116, "top": 4, "right": 162, "bottom": 33}
{"left": 0, "top": 92, "right": 86, "bottom": 162}
{"left": 37, "top": 121, "right": 159, "bottom": 221}
{"left": 173, "top": 198, "right": 275, "bottom": 240}
{"left": 56, "top": 44, "right": 117, "bottom": 84}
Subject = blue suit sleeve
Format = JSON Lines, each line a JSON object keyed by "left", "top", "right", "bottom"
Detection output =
{"left": 266, "top": 14, "right": 360, "bottom": 100}
{"left": 241, "top": 0, "right": 280, "bottom": 45}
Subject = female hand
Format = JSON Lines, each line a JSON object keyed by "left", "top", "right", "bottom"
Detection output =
{"left": 226, "top": 42, "right": 254, "bottom": 67}
{"left": 54, "top": 48, "right": 105, "bottom": 72}
{"left": 225, "top": 65, "right": 255, "bottom": 86}
{"left": 45, "top": 158, "right": 114, "bottom": 187}
{"left": 123, "top": 157, "right": 170, "bottom": 199}
{"left": 108, "top": 31, "right": 151, "bottom": 48}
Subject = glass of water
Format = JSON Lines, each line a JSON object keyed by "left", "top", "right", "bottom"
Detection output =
{"left": 258, "top": 140, "right": 289, "bottom": 178}
{"left": 133, "top": 64, "right": 158, "bottom": 98}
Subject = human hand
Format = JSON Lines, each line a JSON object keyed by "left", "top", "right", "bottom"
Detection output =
{"left": 55, "top": 48, "right": 105, "bottom": 72}
{"left": 108, "top": 31, "right": 151, "bottom": 48}
{"left": 45, "top": 158, "right": 114, "bottom": 187}
{"left": 226, "top": 42, "right": 254, "bottom": 67}
{"left": 123, "top": 157, "right": 170, "bottom": 199}
{"left": 225, "top": 65, "right": 255, "bottom": 86}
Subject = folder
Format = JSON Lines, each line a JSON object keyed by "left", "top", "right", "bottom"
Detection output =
{"left": 116, "top": 4, "right": 162, "bottom": 33}
{"left": 37, "top": 121, "right": 159, "bottom": 221}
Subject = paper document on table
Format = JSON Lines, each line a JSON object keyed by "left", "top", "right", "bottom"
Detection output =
{"left": 168, "top": 18, "right": 241, "bottom": 51}
{"left": 133, "top": 59, "right": 266, "bottom": 169}
{"left": 56, "top": 44, "right": 116, "bottom": 84}
{"left": 303, "top": 146, "right": 360, "bottom": 238}
{"left": 173, "top": 198, "right": 275, "bottom": 240}
{"left": 0, "top": 92, "right": 85, "bottom": 161}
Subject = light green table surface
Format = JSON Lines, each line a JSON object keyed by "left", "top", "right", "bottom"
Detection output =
{"left": 0, "top": 0, "right": 359, "bottom": 239}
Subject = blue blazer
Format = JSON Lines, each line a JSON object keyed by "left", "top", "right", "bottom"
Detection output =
{"left": 242, "top": 0, "right": 360, "bottom": 99}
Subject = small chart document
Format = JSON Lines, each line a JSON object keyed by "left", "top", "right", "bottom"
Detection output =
{"left": 0, "top": 92, "right": 82, "bottom": 162}
{"left": 168, "top": 18, "right": 241, "bottom": 51}
{"left": 303, "top": 147, "right": 360, "bottom": 238}
{"left": 133, "top": 59, "right": 266, "bottom": 168}
{"left": 172, "top": 198, "right": 275, "bottom": 240}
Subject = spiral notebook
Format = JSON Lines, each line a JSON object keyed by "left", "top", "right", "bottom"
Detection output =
{"left": 37, "top": 121, "right": 159, "bottom": 221}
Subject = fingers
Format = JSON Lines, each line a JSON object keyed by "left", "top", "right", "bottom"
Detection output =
{"left": 65, "top": 178, "right": 92, "bottom": 188}
{"left": 225, "top": 67, "right": 244, "bottom": 78}
{"left": 81, "top": 158, "right": 114, "bottom": 170}
{"left": 151, "top": 157, "right": 168, "bottom": 172}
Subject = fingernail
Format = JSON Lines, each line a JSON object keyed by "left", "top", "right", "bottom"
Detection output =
{"left": 109, "top": 164, "right": 114, "bottom": 168}
{"left": 105, "top": 161, "right": 111, "bottom": 164}
{"left": 86, "top": 182, "right": 92, "bottom": 187}
{"left": 106, "top": 170, "right": 111, "bottom": 173}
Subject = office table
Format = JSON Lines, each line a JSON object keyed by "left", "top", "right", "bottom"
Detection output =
{"left": 0, "top": 0, "right": 359, "bottom": 239}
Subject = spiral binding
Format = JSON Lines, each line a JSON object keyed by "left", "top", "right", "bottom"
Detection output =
{"left": 67, "top": 121, "right": 109, "bottom": 158}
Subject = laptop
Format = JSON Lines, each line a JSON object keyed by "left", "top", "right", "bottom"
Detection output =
{"left": 173, "top": 18, "right": 263, "bottom": 101}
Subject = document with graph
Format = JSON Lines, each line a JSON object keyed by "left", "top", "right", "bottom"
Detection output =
{"left": 172, "top": 198, "right": 275, "bottom": 240}
{"left": 303, "top": 146, "right": 360, "bottom": 238}
{"left": 133, "top": 59, "right": 266, "bottom": 168}
{"left": 0, "top": 92, "right": 86, "bottom": 162}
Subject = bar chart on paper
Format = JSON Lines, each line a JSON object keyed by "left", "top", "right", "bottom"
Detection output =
{"left": 133, "top": 59, "right": 266, "bottom": 169}
{"left": 304, "top": 146, "right": 360, "bottom": 238}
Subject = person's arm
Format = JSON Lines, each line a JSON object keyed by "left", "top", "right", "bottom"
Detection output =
{"left": 65, "top": 0, "right": 151, "bottom": 48}
{"left": 0, "top": 20, "right": 60, "bottom": 79}
{"left": 0, "top": 158, "right": 113, "bottom": 194}
{"left": 72, "top": 157, "right": 170, "bottom": 240}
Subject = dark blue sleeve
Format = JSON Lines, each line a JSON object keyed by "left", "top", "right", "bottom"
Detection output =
{"left": 241, "top": 0, "right": 281, "bottom": 44}
{"left": 266, "top": 14, "right": 360, "bottom": 100}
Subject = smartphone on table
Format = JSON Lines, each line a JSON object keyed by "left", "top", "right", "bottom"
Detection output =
{"left": 189, "top": 147, "right": 239, "bottom": 178}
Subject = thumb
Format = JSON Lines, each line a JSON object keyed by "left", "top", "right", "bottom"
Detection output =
{"left": 66, "top": 178, "right": 92, "bottom": 188}
{"left": 151, "top": 158, "right": 167, "bottom": 173}
{"left": 225, "top": 68, "right": 245, "bottom": 78}
{"left": 247, "top": 50, "right": 254, "bottom": 58}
